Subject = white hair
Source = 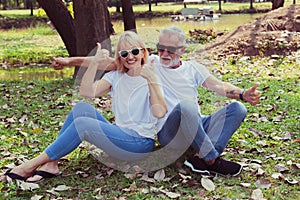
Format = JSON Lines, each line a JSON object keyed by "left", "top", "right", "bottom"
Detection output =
{"left": 159, "top": 26, "right": 186, "bottom": 46}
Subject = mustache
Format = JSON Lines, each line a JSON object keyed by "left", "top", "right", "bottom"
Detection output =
{"left": 160, "top": 55, "right": 171, "bottom": 59}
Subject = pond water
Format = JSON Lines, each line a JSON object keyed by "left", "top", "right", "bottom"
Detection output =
{"left": 0, "top": 66, "right": 74, "bottom": 81}
{"left": 1, "top": 13, "right": 263, "bottom": 81}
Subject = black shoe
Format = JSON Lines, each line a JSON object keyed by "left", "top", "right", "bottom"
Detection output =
{"left": 184, "top": 156, "right": 210, "bottom": 175}
{"left": 207, "top": 157, "right": 242, "bottom": 176}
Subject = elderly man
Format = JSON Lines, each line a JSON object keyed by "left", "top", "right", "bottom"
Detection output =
{"left": 149, "top": 26, "right": 260, "bottom": 176}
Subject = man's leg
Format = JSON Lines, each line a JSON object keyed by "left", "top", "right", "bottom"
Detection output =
{"left": 158, "top": 101, "right": 247, "bottom": 176}
{"left": 188, "top": 101, "right": 247, "bottom": 176}
{"left": 157, "top": 100, "right": 218, "bottom": 174}
{"left": 202, "top": 101, "right": 247, "bottom": 156}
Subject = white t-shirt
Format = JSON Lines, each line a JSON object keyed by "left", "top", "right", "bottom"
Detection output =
{"left": 148, "top": 55, "right": 211, "bottom": 131}
{"left": 102, "top": 71, "right": 157, "bottom": 139}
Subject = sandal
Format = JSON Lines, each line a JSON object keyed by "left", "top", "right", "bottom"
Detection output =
{"left": 4, "top": 168, "right": 28, "bottom": 181}
{"left": 26, "top": 170, "right": 62, "bottom": 183}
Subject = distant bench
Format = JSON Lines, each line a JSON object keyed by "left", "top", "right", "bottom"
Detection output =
{"left": 183, "top": 0, "right": 208, "bottom": 8}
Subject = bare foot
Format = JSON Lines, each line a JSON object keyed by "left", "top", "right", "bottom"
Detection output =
{"left": 26, "top": 162, "right": 60, "bottom": 183}
{"left": 8, "top": 163, "right": 36, "bottom": 179}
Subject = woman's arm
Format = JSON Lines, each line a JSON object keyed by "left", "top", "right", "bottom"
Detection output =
{"left": 79, "top": 60, "right": 112, "bottom": 98}
{"left": 140, "top": 60, "right": 168, "bottom": 118}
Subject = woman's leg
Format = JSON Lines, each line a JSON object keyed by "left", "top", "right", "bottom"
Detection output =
{"left": 7, "top": 152, "right": 52, "bottom": 180}
{"left": 74, "top": 117, "right": 155, "bottom": 161}
{"left": 10, "top": 102, "right": 154, "bottom": 181}
{"left": 9, "top": 102, "right": 108, "bottom": 180}
{"left": 58, "top": 102, "right": 109, "bottom": 136}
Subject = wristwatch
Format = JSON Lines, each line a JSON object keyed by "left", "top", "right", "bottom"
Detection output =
{"left": 240, "top": 90, "right": 245, "bottom": 101}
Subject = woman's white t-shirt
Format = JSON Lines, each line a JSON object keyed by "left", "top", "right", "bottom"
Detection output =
{"left": 102, "top": 71, "right": 157, "bottom": 139}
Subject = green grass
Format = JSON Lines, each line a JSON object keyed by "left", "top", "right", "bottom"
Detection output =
{"left": 0, "top": 55, "right": 299, "bottom": 199}
{"left": 0, "top": 25, "right": 68, "bottom": 65}
{"left": 0, "top": 2, "right": 299, "bottom": 199}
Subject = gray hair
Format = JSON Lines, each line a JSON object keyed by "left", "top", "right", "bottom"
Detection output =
{"left": 159, "top": 26, "right": 186, "bottom": 46}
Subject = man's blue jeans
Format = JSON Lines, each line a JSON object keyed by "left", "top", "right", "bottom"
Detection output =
{"left": 45, "top": 102, "right": 155, "bottom": 161}
{"left": 157, "top": 100, "right": 247, "bottom": 161}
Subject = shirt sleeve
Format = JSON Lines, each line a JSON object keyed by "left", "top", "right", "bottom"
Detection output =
{"left": 102, "top": 71, "right": 115, "bottom": 85}
{"left": 189, "top": 60, "right": 211, "bottom": 86}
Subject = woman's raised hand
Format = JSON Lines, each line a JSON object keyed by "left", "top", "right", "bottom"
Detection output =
{"left": 140, "top": 59, "right": 156, "bottom": 82}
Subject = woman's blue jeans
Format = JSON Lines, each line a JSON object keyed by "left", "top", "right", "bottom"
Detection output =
{"left": 157, "top": 100, "right": 247, "bottom": 161}
{"left": 45, "top": 102, "right": 155, "bottom": 161}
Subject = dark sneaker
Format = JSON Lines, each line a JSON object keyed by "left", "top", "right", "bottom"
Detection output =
{"left": 184, "top": 156, "right": 210, "bottom": 175}
{"left": 207, "top": 157, "right": 242, "bottom": 176}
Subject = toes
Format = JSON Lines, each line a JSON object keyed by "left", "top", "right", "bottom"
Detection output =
{"left": 26, "top": 175, "right": 43, "bottom": 183}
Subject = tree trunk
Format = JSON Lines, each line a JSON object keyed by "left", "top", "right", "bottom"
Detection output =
{"left": 272, "top": 0, "right": 285, "bottom": 10}
{"left": 148, "top": 0, "right": 152, "bottom": 12}
{"left": 73, "top": 0, "right": 111, "bottom": 55}
{"left": 250, "top": 0, "right": 254, "bottom": 10}
{"left": 37, "top": 0, "right": 76, "bottom": 57}
{"left": 16, "top": 0, "right": 20, "bottom": 8}
{"left": 2, "top": 0, "right": 7, "bottom": 10}
{"left": 121, "top": 0, "right": 136, "bottom": 32}
{"left": 116, "top": 0, "right": 121, "bottom": 13}
{"left": 73, "top": 0, "right": 112, "bottom": 79}
{"left": 218, "top": 0, "right": 222, "bottom": 12}
{"left": 30, "top": 1, "right": 33, "bottom": 16}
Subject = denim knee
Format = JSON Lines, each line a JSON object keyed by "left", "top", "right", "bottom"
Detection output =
{"left": 229, "top": 101, "right": 247, "bottom": 120}
{"left": 73, "top": 102, "right": 92, "bottom": 111}
{"left": 73, "top": 117, "right": 96, "bottom": 141}
{"left": 178, "top": 100, "right": 198, "bottom": 117}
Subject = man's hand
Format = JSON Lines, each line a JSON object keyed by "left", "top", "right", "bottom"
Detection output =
{"left": 243, "top": 83, "right": 260, "bottom": 106}
{"left": 52, "top": 57, "right": 70, "bottom": 70}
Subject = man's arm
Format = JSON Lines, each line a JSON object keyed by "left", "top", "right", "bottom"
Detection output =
{"left": 202, "top": 75, "right": 260, "bottom": 106}
{"left": 52, "top": 43, "right": 117, "bottom": 71}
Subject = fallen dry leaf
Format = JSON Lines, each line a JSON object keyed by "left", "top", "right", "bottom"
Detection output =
{"left": 30, "top": 195, "right": 44, "bottom": 200}
{"left": 154, "top": 169, "right": 165, "bottom": 181}
{"left": 254, "top": 179, "right": 271, "bottom": 189}
{"left": 18, "top": 181, "right": 40, "bottom": 191}
{"left": 201, "top": 177, "right": 215, "bottom": 191}
{"left": 271, "top": 172, "right": 282, "bottom": 179}
{"left": 240, "top": 182, "right": 251, "bottom": 188}
{"left": 251, "top": 189, "right": 266, "bottom": 200}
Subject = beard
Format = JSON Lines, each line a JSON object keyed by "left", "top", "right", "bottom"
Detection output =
{"left": 160, "top": 55, "right": 180, "bottom": 68}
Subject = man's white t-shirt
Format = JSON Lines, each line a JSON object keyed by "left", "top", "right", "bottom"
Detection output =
{"left": 102, "top": 71, "right": 157, "bottom": 139}
{"left": 148, "top": 55, "right": 211, "bottom": 131}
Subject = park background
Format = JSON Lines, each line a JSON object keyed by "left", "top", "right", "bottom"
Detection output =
{"left": 0, "top": 0, "right": 299, "bottom": 199}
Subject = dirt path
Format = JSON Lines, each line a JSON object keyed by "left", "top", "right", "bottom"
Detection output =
{"left": 204, "top": 4, "right": 300, "bottom": 57}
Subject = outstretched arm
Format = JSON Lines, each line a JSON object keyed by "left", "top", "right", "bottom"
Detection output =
{"left": 52, "top": 43, "right": 117, "bottom": 71}
{"left": 203, "top": 75, "right": 260, "bottom": 106}
{"left": 140, "top": 60, "right": 168, "bottom": 118}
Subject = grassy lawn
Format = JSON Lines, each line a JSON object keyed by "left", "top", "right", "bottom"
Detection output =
{"left": 0, "top": 55, "right": 299, "bottom": 199}
{"left": 0, "top": 2, "right": 299, "bottom": 199}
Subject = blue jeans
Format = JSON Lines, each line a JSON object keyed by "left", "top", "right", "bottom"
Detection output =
{"left": 157, "top": 100, "right": 247, "bottom": 161}
{"left": 45, "top": 102, "right": 155, "bottom": 161}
